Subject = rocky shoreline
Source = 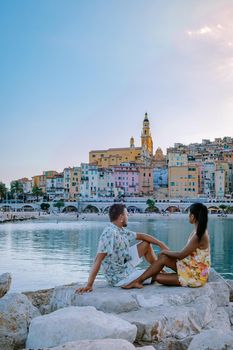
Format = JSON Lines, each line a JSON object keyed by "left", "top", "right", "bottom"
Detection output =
{"left": 0, "top": 269, "right": 233, "bottom": 349}
{"left": 0, "top": 212, "right": 39, "bottom": 224}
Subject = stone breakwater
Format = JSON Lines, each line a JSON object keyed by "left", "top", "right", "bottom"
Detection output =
{"left": 0, "top": 212, "right": 38, "bottom": 224}
{"left": 0, "top": 270, "right": 232, "bottom": 350}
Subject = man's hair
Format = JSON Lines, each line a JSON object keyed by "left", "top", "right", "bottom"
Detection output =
{"left": 109, "top": 204, "right": 126, "bottom": 222}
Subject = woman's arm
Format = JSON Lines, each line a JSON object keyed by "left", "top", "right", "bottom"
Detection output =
{"left": 136, "top": 233, "right": 169, "bottom": 250}
{"left": 161, "top": 235, "right": 200, "bottom": 260}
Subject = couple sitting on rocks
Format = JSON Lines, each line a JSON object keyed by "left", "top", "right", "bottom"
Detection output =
{"left": 77, "top": 202, "right": 210, "bottom": 293}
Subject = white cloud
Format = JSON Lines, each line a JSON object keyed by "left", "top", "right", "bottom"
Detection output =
{"left": 187, "top": 26, "right": 213, "bottom": 36}
{"left": 185, "top": 17, "right": 233, "bottom": 82}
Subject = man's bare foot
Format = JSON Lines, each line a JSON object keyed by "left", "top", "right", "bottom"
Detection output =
{"left": 121, "top": 281, "right": 144, "bottom": 289}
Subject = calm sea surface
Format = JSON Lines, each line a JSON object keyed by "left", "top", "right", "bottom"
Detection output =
{"left": 0, "top": 216, "right": 232, "bottom": 292}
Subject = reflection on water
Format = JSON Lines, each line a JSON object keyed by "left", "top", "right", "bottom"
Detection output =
{"left": 0, "top": 217, "right": 232, "bottom": 292}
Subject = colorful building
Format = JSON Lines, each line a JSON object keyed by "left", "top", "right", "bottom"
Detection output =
{"left": 168, "top": 165, "right": 199, "bottom": 198}
{"left": 89, "top": 113, "right": 154, "bottom": 167}
{"left": 139, "top": 166, "right": 153, "bottom": 195}
{"left": 112, "top": 163, "right": 140, "bottom": 197}
{"left": 64, "top": 167, "right": 81, "bottom": 201}
{"left": 32, "top": 175, "right": 46, "bottom": 193}
{"left": 46, "top": 174, "right": 64, "bottom": 200}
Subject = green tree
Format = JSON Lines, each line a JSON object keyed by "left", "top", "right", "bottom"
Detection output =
{"left": 0, "top": 182, "right": 7, "bottom": 201}
{"left": 54, "top": 200, "right": 65, "bottom": 212}
{"left": 146, "top": 198, "right": 157, "bottom": 212}
{"left": 40, "top": 203, "right": 50, "bottom": 211}
{"left": 227, "top": 206, "right": 233, "bottom": 213}
{"left": 11, "top": 181, "right": 23, "bottom": 201}
{"left": 32, "top": 186, "right": 44, "bottom": 202}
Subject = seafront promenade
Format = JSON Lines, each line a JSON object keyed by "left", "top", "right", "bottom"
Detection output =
{"left": 1, "top": 198, "right": 233, "bottom": 215}
{"left": 1, "top": 210, "right": 233, "bottom": 224}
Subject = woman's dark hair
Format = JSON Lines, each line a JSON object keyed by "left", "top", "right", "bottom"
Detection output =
{"left": 189, "top": 203, "right": 208, "bottom": 241}
{"left": 109, "top": 204, "right": 126, "bottom": 222}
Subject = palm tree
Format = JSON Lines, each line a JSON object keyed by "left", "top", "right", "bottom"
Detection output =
{"left": 32, "top": 186, "right": 44, "bottom": 202}
{"left": 0, "top": 182, "right": 7, "bottom": 201}
{"left": 11, "top": 181, "right": 23, "bottom": 201}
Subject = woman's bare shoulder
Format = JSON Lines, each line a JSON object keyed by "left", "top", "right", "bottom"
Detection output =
{"left": 199, "top": 230, "right": 210, "bottom": 249}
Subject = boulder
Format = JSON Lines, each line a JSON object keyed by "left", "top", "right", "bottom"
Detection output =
{"left": 205, "top": 307, "right": 231, "bottom": 331}
{"left": 226, "top": 279, "right": 233, "bottom": 302}
{"left": 27, "top": 339, "right": 155, "bottom": 350}
{"left": 225, "top": 302, "right": 233, "bottom": 326}
{"left": 50, "top": 282, "right": 139, "bottom": 314}
{"left": 208, "top": 281, "right": 230, "bottom": 307}
{"left": 26, "top": 306, "right": 137, "bottom": 349}
{"left": 37, "top": 339, "right": 136, "bottom": 350}
{"left": 120, "top": 303, "right": 207, "bottom": 342}
{"left": 0, "top": 293, "right": 40, "bottom": 350}
{"left": 50, "top": 281, "right": 215, "bottom": 313}
{"left": 0, "top": 273, "right": 12, "bottom": 298}
{"left": 188, "top": 329, "right": 233, "bottom": 349}
{"left": 155, "top": 336, "right": 193, "bottom": 350}
{"left": 23, "top": 287, "right": 53, "bottom": 314}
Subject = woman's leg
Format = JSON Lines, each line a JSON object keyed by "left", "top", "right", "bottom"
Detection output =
{"left": 122, "top": 254, "right": 177, "bottom": 289}
{"left": 155, "top": 273, "right": 180, "bottom": 286}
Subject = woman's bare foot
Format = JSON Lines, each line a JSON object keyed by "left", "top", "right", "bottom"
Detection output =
{"left": 121, "top": 281, "right": 144, "bottom": 289}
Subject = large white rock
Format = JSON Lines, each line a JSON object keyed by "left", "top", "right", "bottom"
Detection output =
{"left": 226, "top": 279, "right": 233, "bottom": 302}
{"left": 43, "top": 339, "right": 135, "bottom": 350}
{"left": 188, "top": 329, "right": 233, "bottom": 349}
{"left": 26, "top": 306, "right": 137, "bottom": 349}
{"left": 225, "top": 302, "right": 233, "bottom": 326}
{"left": 32, "top": 339, "right": 155, "bottom": 350}
{"left": 50, "top": 281, "right": 215, "bottom": 313}
{"left": 119, "top": 294, "right": 216, "bottom": 342}
{"left": 205, "top": 307, "right": 231, "bottom": 331}
{"left": 50, "top": 282, "right": 139, "bottom": 314}
{"left": 0, "top": 272, "right": 12, "bottom": 298}
{"left": 0, "top": 293, "right": 40, "bottom": 350}
{"left": 208, "top": 281, "right": 230, "bottom": 306}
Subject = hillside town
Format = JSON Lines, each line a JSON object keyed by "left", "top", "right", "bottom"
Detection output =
{"left": 1, "top": 114, "right": 233, "bottom": 205}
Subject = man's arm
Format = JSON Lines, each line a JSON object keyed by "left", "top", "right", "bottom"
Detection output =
{"left": 76, "top": 252, "right": 107, "bottom": 294}
{"left": 136, "top": 233, "right": 169, "bottom": 250}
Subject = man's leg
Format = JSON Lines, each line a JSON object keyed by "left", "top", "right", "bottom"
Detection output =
{"left": 137, "top": 241, "right": 157, "bottom": 264}
{"left": 122, "top": 254, "right": 177, "bottom": 289}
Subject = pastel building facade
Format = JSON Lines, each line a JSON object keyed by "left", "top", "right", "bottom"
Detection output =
{"left": 112, "top": 164, "right": 140, "bottom": 197}
{"left": 32, "top": 175, "right": 46, "bottom": 193}
{"left": 139, "top": 166, "right": 153, "bottom": 195}
{"left": 46, "top": 174, "right": 64, "bottom": 200}
{"left": 168, "top": 165, "right": 199, "bottom": 198}
{"left": 16, "top": 178, "right": 32, "bottom": 194}
{"left": 64, "top": 167, "right": 81, "bottom": 201}
{"left": 167, "top": 152, "right": 188, "bottom": 167}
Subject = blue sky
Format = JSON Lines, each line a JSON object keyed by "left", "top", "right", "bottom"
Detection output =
{"left": 1, "top": 0, "right": 233, "bottom": 186}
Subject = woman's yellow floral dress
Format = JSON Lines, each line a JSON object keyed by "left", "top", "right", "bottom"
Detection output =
{"left": 176, "top": 246, "right": 211, "bottom": 287}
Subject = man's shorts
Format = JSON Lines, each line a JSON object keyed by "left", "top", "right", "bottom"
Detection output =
{"left": 115, "top": 243, "right": 152, "bottom": 287}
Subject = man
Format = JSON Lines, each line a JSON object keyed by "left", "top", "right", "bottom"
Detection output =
{"left": 76, "top": 204, "right": 168, "bottom": 293}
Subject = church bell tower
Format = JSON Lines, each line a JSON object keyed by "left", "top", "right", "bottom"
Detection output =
{"left": 141, "top": 112, "right": 153, "bottom": 156}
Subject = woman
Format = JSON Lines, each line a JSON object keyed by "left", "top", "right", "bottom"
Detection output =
{"left": 123, "top": 203, "right": 210, "bottom": 289}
